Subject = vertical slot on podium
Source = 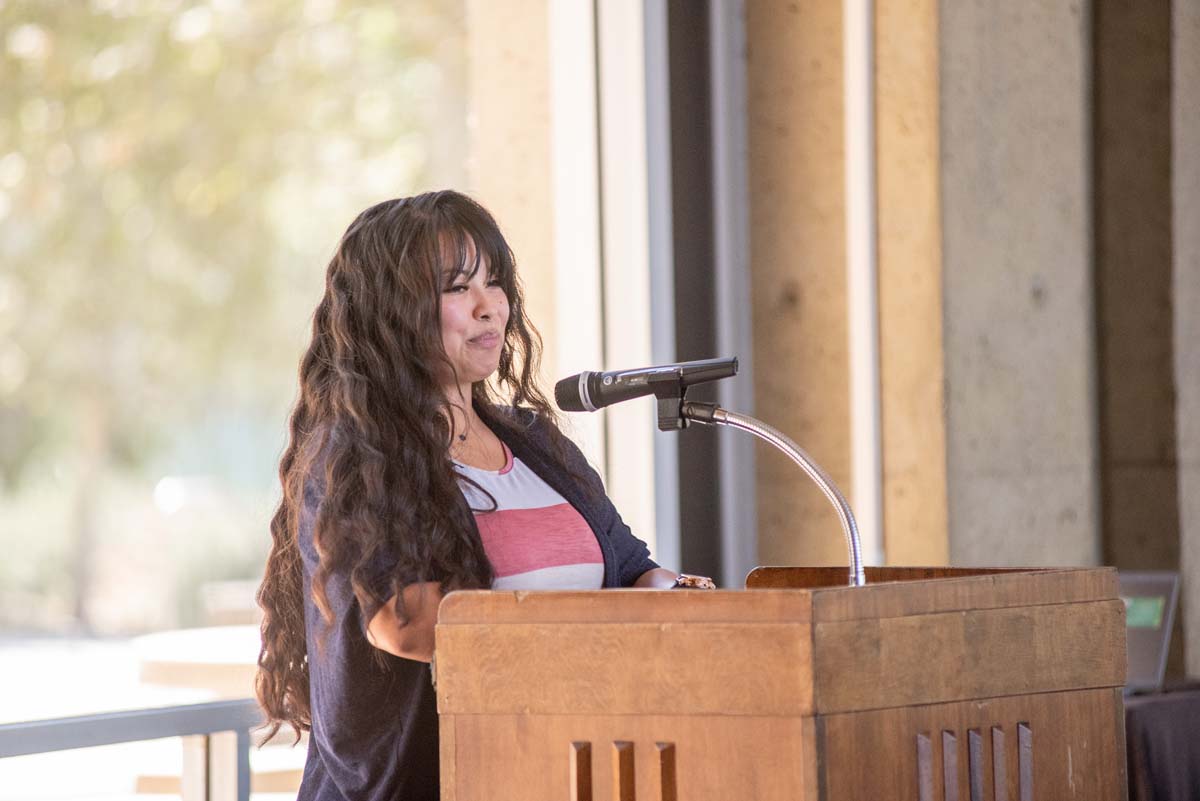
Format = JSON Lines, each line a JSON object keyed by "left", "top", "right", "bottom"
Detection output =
{"left": 942, "top": 731, "right": 959, "bottom": 801}
{"left": 571, "top": 741, "right": 593, "bottom": 801}
{"left": 613, "top": 741, "right": 635, "bottom": 801}
{"left": 967, "top": 729, "right": 983, "bottom": 801}
{"left": 991, "top": 727, "right": 1007, "bottom": 801}
{"left": 1017, "top": 723, "right": 1033, "bottom": 801}
{"left": 916, "top": 733, "right": 934, "bottom": 801}
{"left": 655, "top": 742, "right": 677, "bottom": 801}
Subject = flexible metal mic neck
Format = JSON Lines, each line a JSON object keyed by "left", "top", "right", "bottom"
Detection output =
{"left": 682, "top": 401, "right": 866, "bottom": 588}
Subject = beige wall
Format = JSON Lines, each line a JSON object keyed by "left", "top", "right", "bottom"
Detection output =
{"left": 876, "top": 0, "right": 948, "bottom": 566}
{"left": 746, "top": 1, "right": 851, "bottom": 566}
{"left": 463, "top": 0, "right": 557, "bottom": 388}
{"left": 743, "top": 0, "right": 953, "bottom": 569}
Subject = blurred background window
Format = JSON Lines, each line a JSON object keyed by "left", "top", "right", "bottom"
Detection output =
{"left": 0, "top": 0, "right": 465, "bottom": 795}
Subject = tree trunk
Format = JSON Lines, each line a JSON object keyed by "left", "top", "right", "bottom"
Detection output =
{"left": 70, "top": 393, "right": 109, "bottom": 634}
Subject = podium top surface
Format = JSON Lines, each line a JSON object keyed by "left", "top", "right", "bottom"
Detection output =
{"left": 435, "top": 566, "right": 1126, "bottom": 717}
{"left": 438, "top": 566, "right": 1118, "bottom": 625}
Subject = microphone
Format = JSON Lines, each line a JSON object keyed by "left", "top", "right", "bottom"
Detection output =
{"left": 555, "top": 357, "right": 738, "bottom": 412}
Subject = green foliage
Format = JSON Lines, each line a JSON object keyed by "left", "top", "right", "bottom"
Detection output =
{"left": 0, "top": 0, "right": 465, "bottom": 484}
{"left": 0, "top": 0, "right": 466, "bottom": 632}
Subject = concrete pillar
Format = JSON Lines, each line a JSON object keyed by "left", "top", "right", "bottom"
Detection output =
{"left": 940, "top": 1, "right": 1100, "bottom": 566}
{"left": 746, "top": 1, "right": 850, "bottom": 566}
{"left": 1175, "top": 0, "right": 1200, "bottom": 676}
{"left": 875, "top": 0, "right": 948, "bottom": 565}
{"left": 463, "top": 0, "right": 557, "bottom": 380}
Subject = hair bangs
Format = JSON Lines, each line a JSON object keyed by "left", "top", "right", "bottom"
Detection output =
{"left": 435, "top": 197, "right": 516, "bottom": 293}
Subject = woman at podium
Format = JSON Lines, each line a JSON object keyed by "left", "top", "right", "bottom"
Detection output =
{"left": 254, "top": 190, "right": 683, "bottom": 801}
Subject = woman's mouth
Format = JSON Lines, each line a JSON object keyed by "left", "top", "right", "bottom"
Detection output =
{"left": 469, "top": 332, "right": 501, "bottom": 348}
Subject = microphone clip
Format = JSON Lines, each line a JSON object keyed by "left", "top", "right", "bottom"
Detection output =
{"left": 651, "top": 373, "right": 719, "bottom": 432}
{"left": 650, "top": 371, "right": 688, "bottom": 432}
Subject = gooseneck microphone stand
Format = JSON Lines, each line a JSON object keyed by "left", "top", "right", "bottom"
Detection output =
{"left": 679, "top": 401, "right": 865, "bottom": 588}
{"left": 643, "top": 367, "right": 866, "bottom": 588}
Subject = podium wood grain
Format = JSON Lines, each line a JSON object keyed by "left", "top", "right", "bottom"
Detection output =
{"left": 820, "top": 688, "right": 1126, "bottom": 801}
{"left": 436, "top": 567, "right": 1127, "bottom": 801}
{"left": 442, "top": 715, "right": 818, "bottom": 801}
{"left": 437, "top": 621, "right": 813, "bottom": 716}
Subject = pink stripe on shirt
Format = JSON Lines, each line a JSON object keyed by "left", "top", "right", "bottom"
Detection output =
{"left": 455, "top": 443, "right": 604, "bottom": 590}
{"left": 475, "top": 502, "right": 601, "bottom": 578}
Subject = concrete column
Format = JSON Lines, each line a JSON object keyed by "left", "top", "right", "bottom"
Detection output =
{"left": 746, "top": 1, "right": 850, "bottom": 566}
{"left": 745, "top": 0, "right": 951, "bottom": 569}
{"left": 463, "top": 0, "right": 557, "bottom": 381}
{"left": 1175, "top": 0, "right": 1200, "bottom": 676}
{"left": 940, "top": 1, "right": 1100, "bottom": 566}
{"left": 875, "top": 0, "right": 948, "bottom": 565}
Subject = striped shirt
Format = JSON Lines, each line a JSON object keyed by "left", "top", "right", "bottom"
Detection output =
{"left": 454, "top": 442, "right": 604, "bottom": 590}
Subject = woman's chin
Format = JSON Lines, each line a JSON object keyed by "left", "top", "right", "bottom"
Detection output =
{"left": 448, "top": 362, "right": 500, "bottom": 388}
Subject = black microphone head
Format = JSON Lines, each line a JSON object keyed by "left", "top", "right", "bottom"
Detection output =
{"left": 554, "top": 373, "right": 587, "bottom": 412}
{"left": 678, "top": 356, "right": 738, "bottom": 386}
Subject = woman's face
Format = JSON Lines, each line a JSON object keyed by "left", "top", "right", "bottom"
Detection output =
{"left": 439, "top": 252, "right": 509, "bottom": 400}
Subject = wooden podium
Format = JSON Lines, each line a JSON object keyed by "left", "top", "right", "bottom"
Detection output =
{"left": 435, "top": 567, "right": 1127, "bottom": 800}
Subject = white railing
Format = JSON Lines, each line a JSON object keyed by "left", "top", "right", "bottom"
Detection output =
{"left": 0, "top": 699, "right": 261, "bottom": 801}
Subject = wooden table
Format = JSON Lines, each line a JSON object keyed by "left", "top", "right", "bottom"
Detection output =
{"left": 1125, "top": 685, "right": 1200, "bottom": 801}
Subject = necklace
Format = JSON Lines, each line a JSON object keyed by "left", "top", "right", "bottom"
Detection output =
{"left": 456, "top": 412, "right": 473, "bottom": 443}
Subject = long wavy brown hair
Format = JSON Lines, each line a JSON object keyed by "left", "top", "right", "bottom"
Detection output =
{"left": 255, "top": 190, "right": 575, "bottom": 739}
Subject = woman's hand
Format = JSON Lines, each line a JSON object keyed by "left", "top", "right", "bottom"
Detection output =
{"left": 634, "top": 568, "right": 718, "bottom": 589}
{"left": 365, "top": 581, "right": 444, "bottom": 662}
{"left": 633, "top": 567, "right": 684, "bottom": 588}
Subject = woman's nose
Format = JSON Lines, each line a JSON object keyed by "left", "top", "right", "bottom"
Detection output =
{"left": 472, "top": 286, "right": 494, "bottom": 319}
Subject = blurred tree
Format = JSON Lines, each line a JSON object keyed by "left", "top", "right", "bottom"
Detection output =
{"left": 0, "top": 0, "right": 465, "bottom": 630}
